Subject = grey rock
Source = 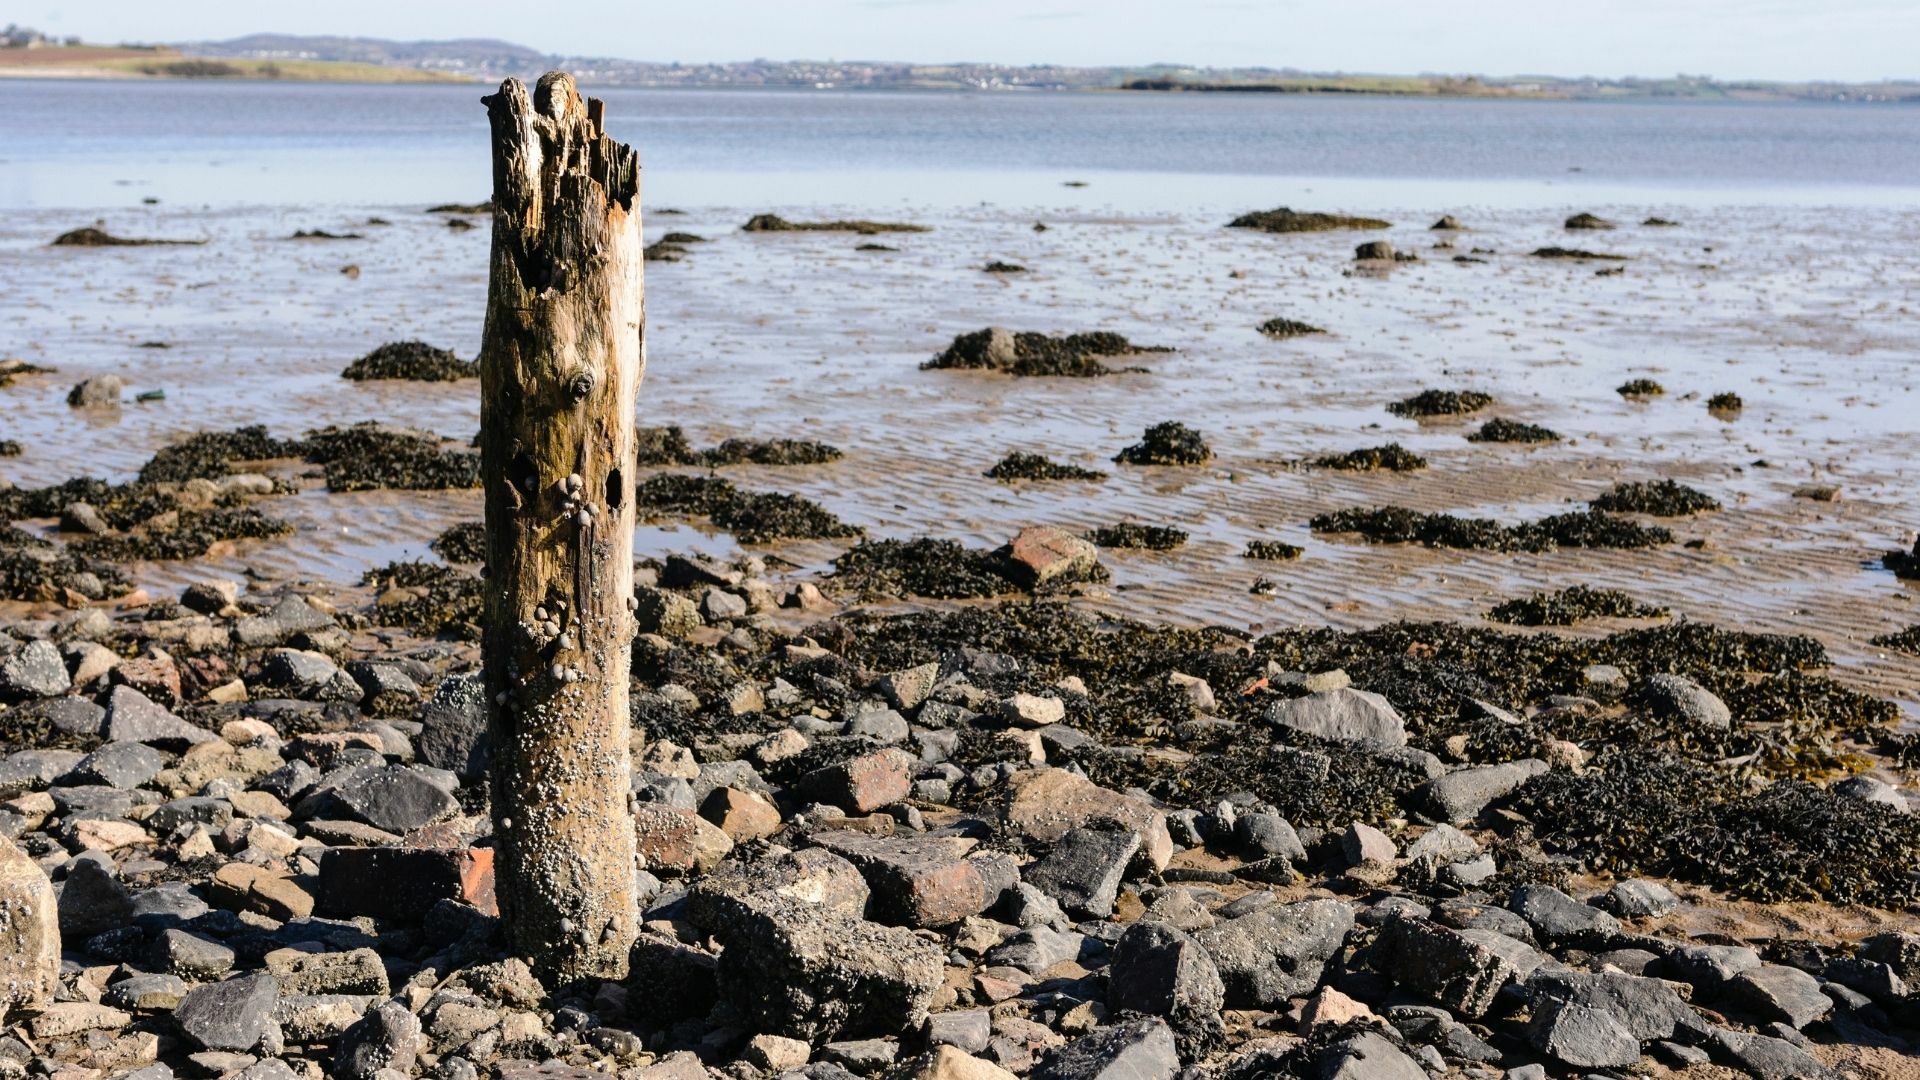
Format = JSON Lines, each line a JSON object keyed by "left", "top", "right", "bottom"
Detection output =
{"left": 1107, "top": 921, "right": 1225, "bottom": 1060}
{"left": 1641, "top": 673, "right": 1731, "bottom": 731}
{"left": 335, "top": 1000, "right": 422, "bottom": 1080}
{"left": 0, "top": 749, "right": 84, "bottom": 796}
{"left": 152, "top": 929, "right": 235, "bottom": 980}
{"left": 334, "top": 765, "right": 458, "bottom": 833}
{"left": 987, "top": 925, "right": 1086, "bottom": 975}
{"left": 1234, "top": 812, "right": 1305, "bottom": 862}
{"left": 103, "top": 685, "right": 217, "bottom": 749}
{"left": 1728, "top": 965, "right": 1832, "bottom": 1029}
{"left": 1525, "top": 969, "right": 1700, "bottom": 1044}
{"left": 1509, "top": 884, "right": 1621, "bottom": 947}
{"left": 107, "top": 973, "right": 189, "bottom": 1011}
{"left": 1341, "top": 822, "right": 1395, "bottom": 867}
{"left": 58, "top": 858, "right": 134, "bottom": 938}
{"left": 1196, "top": 898, "right": 1352, "bottom": 1009}
{"left": 808, "top": 831, "right": 1000, "bottom": 928}
{"left": 1861, "top": 931, "right": 1920, "bottom": 981}
{"left": 345, "top": 662, "right": 420, "bottom": 717}
{"left": 844, "top": 707, "right": 909, "bottom": 744}
{"left": 417, "top": 673, "right": 488, "bottom": 779}
{"left": 876, "top": 663, "right": 940, "bottom": 712}
{"left": 927, "top": 1008, "right": 992, "bottom": 1053}
{"left": 254, "top": 649, "right": 359, "bottom": 702}
{"left": 1023, "top": 827, "right": 1139, "bottom": 919}
{"left": 1529, "top": 1002, "right": 1640, "bottom": 1069}
{"left": 1032, "top": 1017, "right": 1179, "bottom": 1080}
{"left": 32, "top": 696, "right": 107, "bottom": 739}
{"left": 1419, "top": 759, "right": 1547, "bottom": 824}
{"left": 1316, "top": 1031, "right": 1425, "bottom": 1080}
{"left": 235, "top": 595, "right": 336, "bottom": 649}
{"left": 1368, "top": 916, "right": 1526, "bottom": 1018}
{"left": 67, "top": 741, "right": 168, "bottom": 790}
{"left": 148, "top": 795, "right": 234, "bottom": 833}
{"left": 67, "top": 375, "right": 123, "bottom": 408}
{"left": 1833, "top": 775, "right": 1906, "bottom": 811}
{"left": 1711, "top": 1029, "right": 1834, "bottom": 1080}
{"left": 175, "top": 972, "right": 281, "bottom": 1051}
{"left": 1664, "top": 943, "right": 1762, "bottom": 991}
{"left": 1602, "top": 879, "right": 1679, "bottom": 918}
{"left": 0, "top": 640, "right": 70, "bottom": 700}
{"left": 1266, "top": 688, "right": 1406, "bottom": 746}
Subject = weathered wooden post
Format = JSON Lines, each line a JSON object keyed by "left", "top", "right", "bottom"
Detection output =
{"left": 479, "top": 71, "right": 643, "bottom": 984}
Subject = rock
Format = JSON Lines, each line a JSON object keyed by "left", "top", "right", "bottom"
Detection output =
{"left": 700, "top": 786, "right": 783, "bottom": 843}
{"left": 1353, "top": 240, "right": 1395, "bottom": 261}
{"left": 0, "top": 748, "right": 84, "bottom": 795}
{"left": 1602, "top": 879, "right": 1678, "bottom": 918}
{"left": 1317, "top": 1031, "right": 1426, "bottom": 1080}
{"left": 1368, "top": 916, "right": 1529, "bottom": 1018}
{"left": 103, "top": 685, "right": 217, "bottom": 749}
{"left": 107, "top": 972, "right": 189, "bottom": 1011}
{"left": 877, "top": 663, "right": 941, "bottom": 711}
{"left": 1025, "top": 825, "right": 1140, "bottom": 919}
{"left": 801, "top": 748, "right": 915, "bottom": 814}
{"left": 0, "top": 640, "right": 69, "bottom": 700}
{"left": 1525, "top": 970, "right": 1699, "bottom": 1048}
{"left": 0, "top": 835, "right": 58, "bottom": 1015}
{"left": 999, "top": 527, "right": 1099, "bottom": 590}
{"left": 67, "top": 741, "right": 168, "bottom": 790}
{"left": 1665, "top": 943, "right": 1762, "bottom": 991}
{"left": 1529, "top": 1001, "right": 1640, "bottom": 1069}
{"left": 1002, "top": 693, "right": 1067, "bottom": 729}
{"left": 314, "top": 846, "right": 492, "bottom": 923}
{"left": 152, "top": 929, "right": 235, "bottom": 980}
{"left": 1418, "top": 759, "right": 1547, "bottom": 824}
{"left": 1861, "top": 931, "right": 1920, "bottom": 981}
{"left": 254, "top": 649, "right": 359, "bottom": 702}
{"left": 1265, "top": 688, "right": 1406, "bottom": 746}
{"left": 928, "top": 1008, "right": 994, "bottom": 1052}
{"left": 234, "top": 594, "right": 337, "bottom": 648}
{"left": 175, "top": 972, "right": 281, "bottom": 1051}
{"left": 1509, "top": 884, "right": 1621, "bottom": 947}
{"left": 1640, "top": 673, "right": 1731, "bottom": 731}
{"left": 333, "top": 1000, "right": 422, "bottom": 1079}
{"left": 30, "top": 1001, "right": 131, "bottom": 1039}
{"left": 208, "top": 863, "right": 314, "bottom": 921}
{"left": 1001, "top": 768, "right": 1172, "bottom": 872}
{"left": 346, "top": 662, "right": 420, "bottom": 717}
{"left": 810, "top": 831, "right": 999, "bottom": 927}
{"left": 1107, "top": 921, "right": 1225, "bottom": 1060}
{"left": 1032, "top": 1017, "right": 1179, "bottom": 1080}
{"left": 1833, "top": 775, "right": 1906, "bottom": 810}
{"left": 1431, "top": 216, "right": 1462, "bottom": 230}
{"left": 1712, "top": 1029, "right": 1834, "bottom": 1080}
{"left": 58, "top": 857, "right": 134, "bottom": 938}
{"left": 334, "top": 765, "right": 459, "bottom": 833}
{"left": 746, "top": 1033, "right": 811, "bottom": 1071}
{"left": 634, "top": 585, "right": 703, "bottom": 638}
{"left": 1300, "top": 987, "right": 1374, "bottom": 1031}
{"left": 898, "top": 1046, "right": 1016, "bottom": 1080}
{"left": 263, "top": 947, "right": 388, "bottom": 996}
{"left": 417, "top": 673, "right": 488, "bottom": 779}
{"left": 1195, "top": 898, "right": 1352, "bottom": 1008}
{"left": 633, "top": 805, "right": 733, "bottom": 874}
{"left": 1728, "top": 965, "right": 1832, "bottom": 1029}
{"left": 685, "top": 853, "right": 944, "bottom": 1042}
{"left": 1234, "top": 812, "right": 1304, "bottom": 862}
{"left": 700, "top": 587, "right": 748, "bottom": 622}
{"left": 67, "top": 375, "right": 124, "bottom": 408}
{"left": 987, "top": 925, "right": 1086, "bottom": 975}
{"left": 1341, "top": 822, "right": 1395, "bottom": 868}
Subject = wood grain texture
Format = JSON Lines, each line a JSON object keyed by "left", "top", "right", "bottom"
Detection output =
{"left": 479, "top": 71, "right": 643, "bottom": 984}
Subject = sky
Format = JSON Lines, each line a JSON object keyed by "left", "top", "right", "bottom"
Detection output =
{"left": 17, "top": 0, "right": 1919, "bottom": 82}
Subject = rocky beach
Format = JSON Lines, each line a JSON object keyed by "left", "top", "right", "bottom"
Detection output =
{"left": 1, "top": 79, "right": 1920, "bottom": 1080}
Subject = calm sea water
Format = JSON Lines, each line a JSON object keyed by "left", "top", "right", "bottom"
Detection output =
{"left": 3, "top": 80, "right": 1920, "bottom": 211}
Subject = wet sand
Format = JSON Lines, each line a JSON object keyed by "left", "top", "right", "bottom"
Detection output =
{"left": 2, "top": 195, "right": 1918, "bottom": 717}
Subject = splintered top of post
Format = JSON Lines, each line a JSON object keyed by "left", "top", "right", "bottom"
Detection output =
{"left": 483, "top": 70, "right": 640, "bottom": 221}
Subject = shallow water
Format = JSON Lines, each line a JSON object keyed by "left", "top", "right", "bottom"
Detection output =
{"left": 2, "top": 82, "right": 1918, "bottom": 714}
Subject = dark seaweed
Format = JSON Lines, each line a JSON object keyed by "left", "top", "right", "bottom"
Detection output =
{"left": 1256, "top": 317, "right": 1326, "bottom": 338}
{"left": 1590, "top": 479, "right": 1720, "bottom": 516}
{"left": 431, "top": 522, "right": 487, "bottom": 564}
{"left": 924, "top": 329, "right": 1168, "bottom": 378}
{"left": 1617, "top": 378, "right": 1666, "bottom": 397}
{"left": 1227, "top": 207, "right": 1390, "bottom": 233}
{"left": 1114, "top": 422, "right": 1213, "bottom": 466}
{"left": 341, "top": 341, "right": 474, "bottom": 382}
{"left": 1467, "top": 418, "right": 1560, "bottom": 444}
{"left": 985, "top": 453, "right": 1106, "bottom": 482}
{"left": 1488, "top": 585, "right": 1669, "bottom": 626}
{"left": 1085, "top": 524, "right": 1188, "bottom": 550}
{"left": 1387, "top": 390, "right": 1492, "bottom": 418}
{"left": 1310, "top": 443, "right": 1425, "bottom": 472}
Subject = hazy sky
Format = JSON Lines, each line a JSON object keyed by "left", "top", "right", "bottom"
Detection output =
{"left": 19, "top": 0, "right": 1918, "bottom": 82}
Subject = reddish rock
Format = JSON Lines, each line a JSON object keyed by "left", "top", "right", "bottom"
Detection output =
{"left": 810, "top": 831, "right": 1000, "bottom": 928}
{"left": 1002, "top": 768, "right": 1173, "bottom": 871}
{"left": 634, "top": 805, "right": 733, "bottom": 874}
{"left": 210, "top": 862, "right": 315, "bottom": 921}
{"left": 999, "top": 526, "right": 1099, "bottom": 589}
{"left": 111, "top": 653, "right": 183, "bottom": 707}
{"left": 801, "top": 748, "right": 915, "bottom": 815}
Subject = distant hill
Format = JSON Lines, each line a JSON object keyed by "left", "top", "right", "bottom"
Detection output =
{"left": 194, "top": 34, "right": 547, "bottom": 78}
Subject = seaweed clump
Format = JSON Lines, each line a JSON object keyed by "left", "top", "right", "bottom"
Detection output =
{"left": 341, "top": 341, "right": 474, "bottom": 382}
{"left": 1488, "top": 585, "right": 1669, "bottom": 626}
{"left": 1256, "top": 318, "right": 1326, "bottom": 338}
{"left": 1564, "top": 212, "right": 1615, "bottom": 230}
{"left": 0, "top": 527, "right": 128, "bottom": 601}
{"left": 1085, "top": 524, "right": 1187, "bottom": 550}
{"left": 983, "top": 261, "right": 1026, "bottom": 273}
{"left": 986, "top": 453, "right": 1106, "bottom": 483}
{"left": 1617, "top": 378, "right": 1665, "bottom": 397}
{"left": 0, "top": 360, "right": 54, "bottom": 389}
{"left": 632, "top": 426, "right": 843, "bottom": 467}
{"left": 0, "top": 442, "right": 17, "bottom": 457}
{"left": 302, "top": 424, "right": 480, "bottom": 492}
{"left": 634, "top": 426, "right": 701, "bottom": 466}
{"left": 1708, "top": 392, "right": 1743, "bottom": 415}
{"left": 742, "top": 214, "right": 928, "bottom": 236}
{"left": 431, "top": 522, "right": 487, "bottom": 564}
{"left": 1227, "top": 208, "right": 1390, "bottom": 233}
{"left": 830, "top": 538, "right": 1021, "bottom": 600}
{"left": 924, "top": 328, "right": 1167, "bottom": 378}
{"left": 1467, "top": 418, "right": 1560, "bottom": 444}
{"left": 1245, "top": 540, "right": 1303, "bottom": 561}
{"left": 635, "top": 474, "right": 860, "bottom": 545}
{"left": 1512, "top": 753, "right": 1920, "bottom": 907}
{"left": 1871, "top": 626, "right": 1920, "bottom": 656}
{"left": 1310, "top": 444, "right": 1425, "bottom": 472}
{"left": 138, "top": 425, "right": 303, "bottom": 484}
{"left": 363, "top": 560, "right": 483, "bottom": 640}
{"left": 1387, "top": 390, "right": 1492, "bottom": 418}
{"left": 1114, "top": 422, "right": 1213, "bottom": 466}
{"left": 1885, "top": 538, "right": 1920, "bottom": 580}
{"left": 1311, "top": 506, "right": 1672, "bottom": 552}
{"left": 1532, "top": 247, "right": 1627, "bottom": 260}
{"left": 1590, "top": 479, "right": 1720, "bottom": 516}
{"left": 72, "top": 507, "right": 292, "bottom": 562}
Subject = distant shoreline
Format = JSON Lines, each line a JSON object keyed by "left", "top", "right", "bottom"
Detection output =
{"left": 0, "top": 45, "right": 471, "bottom": 84}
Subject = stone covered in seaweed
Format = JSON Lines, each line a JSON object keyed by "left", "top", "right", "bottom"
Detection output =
{"left": 985, "top": 453, "right": 1106, "bottom": 482}
{"left": 1256, "top": 317, "right": 1326, "bottom": 338}
{"left": 340, "top": 341, "right": 474, "bottom": 382}
{"left": 1708, "top": 391, "right": 1744, "bottom": 414}
{"left": 1617, "top": 378, "right": 1666, "bottom": 397}
{"left": 1590, "top": 479, "right": 1720, "bottom": 516}
{"left": 302, "top": 424, "right": 480, "bottom": 492}
{"left": 924, "top": 328, "right": 1168, "bottom": 378}
{"left": 1386, "top": 390, "right": 1492, "bottom": 418}
{"left": 742, "top": 213, "right": 928, "bottom": 235}
{"left": 363, "top": 560, "right": 484, "bottom": 639}
{"left": 635, "top": 475, "right": 860, "bottom": 545}
{"left": 1244, "top": 540, "right": 1304, "bottom": 561}
{"left": 1466, "top": 418, "right": 1560, "bottom": 444}
{"left": 70, "top": 506, "right": 293, "bottom": 562}
{"left": 1114, "top": 422, "right": 1213, "bottom": 466}
{"left": 1085, "top": 523, "right": 1187, "bottom": 550}
{"left": 830, "top": 538, "right": 1021, "bottom": 600}
{"left": 1488, "top": 585, "right": 1669, "bottom": 626}
{"left": 1310, "top": 444, "right": 1425, "bottom": 472}
{"left": 1227, "top": 207, "right": 1390, "bottom": 233}
{"left": 138, "top": 425, "right": 304, "bottom": 484}
{"left": 1311, "top": 506, "right": 1672, "bottom": 552}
